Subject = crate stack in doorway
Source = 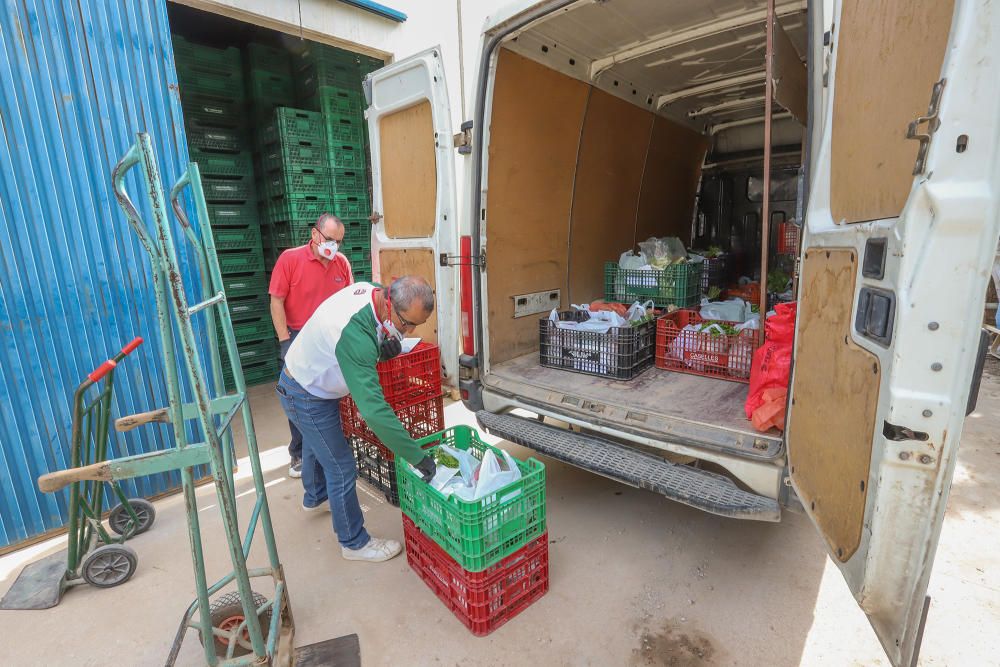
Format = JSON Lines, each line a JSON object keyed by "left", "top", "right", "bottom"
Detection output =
{"left": 397, "top": 425, "right": 549, "bottom": 636}
{"left": 257, "top": 108, "right": 334, "bottom": 267}
{"left": 339, "top": 342, "right": 444, "bottom": 505}
{"left": 297, "top": 44, "right": 379, "bottom": 281}
{"left": 172, "top": 36, "right": 277, "bottom": 389}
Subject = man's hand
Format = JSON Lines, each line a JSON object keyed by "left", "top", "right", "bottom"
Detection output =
{"left": 414, "top": 455, "right": 436, "bottom": 483}
{"left": 278, "top": 338, "right": 292, "bottom": 361}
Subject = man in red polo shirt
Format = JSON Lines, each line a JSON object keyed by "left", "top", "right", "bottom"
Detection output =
{"left": 270, "top": 213, "right": 352, "bottom": 479}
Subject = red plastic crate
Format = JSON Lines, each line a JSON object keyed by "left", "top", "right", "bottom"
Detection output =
{"left": 402, "top": 514, "right": 549, "bottom": 636}
{"left": 725, "top": 282, "right": 761, "bottom": 304}
{"left": 376, "top": 342, "right": 442, "bottom": 408}
{"left": 655, "top": 309, "right": 756, "bottom": 383}
{"left": 777, "top": 222, "right": 800, "bottom": 255}
{"left": 341, "top": 394, "right": 444, "bottom": 447}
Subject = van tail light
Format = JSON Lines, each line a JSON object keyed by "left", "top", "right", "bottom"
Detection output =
{"left": 460, "top": 235, "right": 475, "bottom": 356}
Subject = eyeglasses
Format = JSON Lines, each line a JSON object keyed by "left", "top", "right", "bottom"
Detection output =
{"left": 393, "top": 304, "right": 419, "bottom": 330}
{"left": 313, "top": 228, "right": 342, "bottom": 243}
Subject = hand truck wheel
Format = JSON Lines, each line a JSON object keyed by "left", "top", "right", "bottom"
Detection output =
{"left": 201, "top": 591, "right": 272, "bottom": 658}
{"left": 108, "top": 497, "right": 156, "bottom": 536}
{"left": 81, "top": 544, "right": 138, "bottom": 588}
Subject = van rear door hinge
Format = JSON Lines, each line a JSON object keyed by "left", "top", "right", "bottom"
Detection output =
{"left": 906, "top": 78, "right": 946, "bottom": 175}
{"left": 440, "top": 249, "right": 485, "bottom": 268}
{"left": 453, "top": 120, "right": 473, "bottom": 155}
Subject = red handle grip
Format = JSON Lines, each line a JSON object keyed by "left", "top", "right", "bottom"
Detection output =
{"left": 88, "top": 360, "right": 117, "bottom": 383}
{"left": 121, "top": 336, "right": 144, "bottom": 356}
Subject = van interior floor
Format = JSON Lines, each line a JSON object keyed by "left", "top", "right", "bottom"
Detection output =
{"left": 484, "top": 353, "right": 783, "bottom": 460}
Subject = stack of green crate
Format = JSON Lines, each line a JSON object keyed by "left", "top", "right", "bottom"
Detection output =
{"left": 257, "top": 107, "right": 334, "bottom": 266}
{"left": 245, "top": 42, "right": 295, "bottom": 123}
{"left": 296, "top": 43, "right": 373, "bottom": 281}
{"left": 173, "top": 35, "right": 277, "bottom": 389}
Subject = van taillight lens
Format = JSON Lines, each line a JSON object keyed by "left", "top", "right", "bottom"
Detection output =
{"left": 460, "top": 235, "right": 475, "bottom": 356}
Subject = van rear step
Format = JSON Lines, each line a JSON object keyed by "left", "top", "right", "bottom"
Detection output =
{"left": 476, "top": 411, "right": 780, "bottom": 522}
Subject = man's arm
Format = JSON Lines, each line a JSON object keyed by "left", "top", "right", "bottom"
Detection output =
{"left": 335, "top": 315, "right": 426, "bottom": 465}
{"left": 270, "top": 296, "right": 290, "bottom": 341}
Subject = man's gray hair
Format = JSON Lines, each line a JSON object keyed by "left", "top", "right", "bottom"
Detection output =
{"left": 315, "top": 213, "right": 344, "bottom": 232}
{"left": 389, "top": 276, "right": 435, "bottom": 313}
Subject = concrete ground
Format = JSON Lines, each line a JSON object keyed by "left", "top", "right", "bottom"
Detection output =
{"left": 2, "top": 368, "right": 999, "bottom": 666}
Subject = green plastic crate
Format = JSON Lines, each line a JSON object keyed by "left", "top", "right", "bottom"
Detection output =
{"left": 262, "top": 169, "right": 332, "bottom": 200}
{"left": 178, "top": 70, "right": 246, "bottom": 100}
{"left": 188, "top": 128, "right": 245, "bottom": 154}
{"left": 358, "top": 54, "right": 384, "bottom": 76}
{"left": 224, "top": 357, "right": 280, "bottom": 390}
{"left": 183, "top": 97, "right": 246, "bottom": 129}
{"left": 228, "top": 293, "right": 270, "bottom": 321}
{"left": 264, "top": 196, "right": 333, "bottom": 223}
{"left": 222, "top": 272, "right": 267, "bottom": 299}
{"left": 342, "top": 223, "right": 370, "bottom": 246}
{"left": 219, "top": 316, "right": 274, "bottom": 344}
{"left": 172, "top": 37, "right": 242, "bottom": 73}
{"left": 327, "top": 143, "right": 366, "bottom": 170}
{"left": 260, "top": 141, "right": 327, "bottom": 173}
{"left": 203, "top": 177, "right": 254, "bottom": 203}
{"left": 603, "top": 261, "right": 703, "bottom": 308}
{"left": 298, "top": 61, "right": 359, "bottom": 98}
{"left": 221, "top": 337, "right": 277, "bottom": 366}
{"left": 331, "top": 168, "right": 366, "bottom": 193}
{"left": 324, "top": 113, "right": 364, "bottom": 145}
{"left": 261, "top": 108, "right": 326, "bottom": 146}
{"left": 332, "top": 193, "right": 371, "bottom": 218}
{"left": 207, "top": 202, "right": 258, "bottom": 228}
{"left": 296, "top": 43, "right": 359, "bottom": 70}
{"left": 190, "top": 150, "right": 253, "bottom": 179}
{"left": 247, "top": 70, "right": 295, "bottom": 103}
{"left": 395, "top": 426, "right": 547, "bottom": 572}
{"left": 267, "top": 221, "right": 314, "bottom": 248}
{"left": 350, "top": 258, "right": 372, "bottom": 280}
{"left": 218, "top": 251, "right": 265, "bottom": 275}
{"left": 213, "top": 226, "right": 263, "bottom": 251}
{"left": 245, "top": 42, "right": 292, "bottom": 76}
{"left": 303, "top": 86, "right": 365, "bottom": 116}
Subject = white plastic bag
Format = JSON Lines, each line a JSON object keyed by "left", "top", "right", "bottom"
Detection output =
{"left": 699, "top": 298, "right": 749, "bottom": 323}
{"left": 440, "top": 444, "right": 479, "bottom": 487}
{"left": 625, "top": 300, "right": 655, "bottom": 322}
{"left": 619, "top": 250, "right": 647, "bottom": 270}
{"left": 467, "top": 448, "right": 521, "bottom": 501}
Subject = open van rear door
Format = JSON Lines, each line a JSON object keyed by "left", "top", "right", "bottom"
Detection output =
{"left": 787, "top": 1, "right": 999, "bottom": 665}
{"left": 365, "top": 48, "right": 460, "bottom": 384}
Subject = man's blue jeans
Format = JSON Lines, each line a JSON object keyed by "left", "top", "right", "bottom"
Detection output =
{"left": 276, "top": 369, "right": 370, "bottom": 550}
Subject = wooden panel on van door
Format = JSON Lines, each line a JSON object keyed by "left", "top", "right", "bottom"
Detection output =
{"left": 378, "top": 100, "right": 436, "bottom": 238}
{"left": 787, "top": 248, "right": 880, "bottom": 563}
{"left": 829, "top": 0, "right": 955, "bottom": 224}
{"left": 485, "top": 48, "right": 590, "bottom": 364}
{"left": 635, "top": 116, "right": 708, "bottom": 245}
{"left": 377, "top": 248, "right": 438, "bottom": 343}
{"left": 569, "top": 89, "right": 653, "bottom": 302}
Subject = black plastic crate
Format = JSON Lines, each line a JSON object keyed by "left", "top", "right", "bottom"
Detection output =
{"left": 349, "top": 435, "right": 400, "bottom": 505}
{"left": 539, "top": 311, "right": 656, "bottom": 381}
{"left": 699, "top": 256, "right": 728, "bottom": 294}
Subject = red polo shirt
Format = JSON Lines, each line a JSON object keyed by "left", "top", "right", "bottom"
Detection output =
{"left": 269, "top": 244, "right": 354, "bottom": 330}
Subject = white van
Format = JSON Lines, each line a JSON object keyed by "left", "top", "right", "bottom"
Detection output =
{"left": 365, "top": 1, "right": 999, "bottom": 664}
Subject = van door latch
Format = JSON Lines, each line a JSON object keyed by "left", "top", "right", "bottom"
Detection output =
{"left": 453, "top": 120, "right": 473, "bottom": 155}
{"left": 440, "top": 249, "right": 485, "bottom": 268}
{"left": 906, "top": 78, "right": 946, "bottom": 175}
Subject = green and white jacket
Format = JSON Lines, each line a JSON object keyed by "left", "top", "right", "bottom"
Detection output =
{"left": 284, "top": 282, "right": 425, "bottom": 464}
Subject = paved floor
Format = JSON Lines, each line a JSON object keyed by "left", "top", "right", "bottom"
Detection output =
{"left": 2, "top": 370, "right": 998, "bottom": 666}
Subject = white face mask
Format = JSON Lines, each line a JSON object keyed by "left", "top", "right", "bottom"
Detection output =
{"left": 317, "top": 240, "right": 338, "bottom": 259}
{"left": 381, "top": 317, "right": 403, "bottom": 342}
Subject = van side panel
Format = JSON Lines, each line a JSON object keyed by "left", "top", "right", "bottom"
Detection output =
{"left": 567, "top": 90, "right": 653, "bottom": 302}
{"left": 485, "top": 49, "right": 589, "bottom": 364}
{"left": 636, "top": 117, "right": 709, "bottom": 246}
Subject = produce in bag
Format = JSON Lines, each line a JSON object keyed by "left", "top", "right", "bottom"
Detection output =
{"left": 637, "top": 236, "right": 688, "bottom": 269}
{"left": 619, "top": 250, "right": 647, "bottom": 270}
{"left": 746, "top": 302, "right": 797, "bottom": 421}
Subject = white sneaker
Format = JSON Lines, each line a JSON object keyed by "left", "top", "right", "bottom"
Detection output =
{"left": 288, "top": 457, "right": 302, "bottom": 479}
{"left": 302, "top": 497, "right": 329, "bottom": 512}
{"left": 341, "top": 537, "right": 402, "bottom": 562}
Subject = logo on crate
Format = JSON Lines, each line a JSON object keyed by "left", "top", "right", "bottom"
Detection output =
{"left": 684, "top": 351, "right": 728, "bottom": 365}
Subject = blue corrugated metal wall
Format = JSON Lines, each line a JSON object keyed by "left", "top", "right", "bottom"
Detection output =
{"left": 0, "top": 0, "right": 206, "bottom": 548}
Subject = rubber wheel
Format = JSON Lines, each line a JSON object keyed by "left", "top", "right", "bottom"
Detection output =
{"left": 108, "top": 498, "right": 156, "bottom": 537}
{"left": 81, "top": 544, "right": 138, "bottom": 588}
{"left": 201, "top": 591, "right": 272, "bottom": 658}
